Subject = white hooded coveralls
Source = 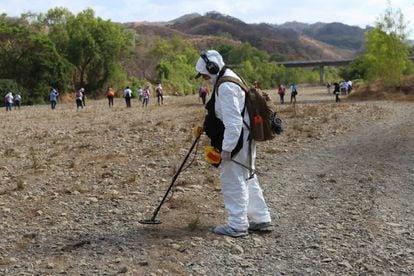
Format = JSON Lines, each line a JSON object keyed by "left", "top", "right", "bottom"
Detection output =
{"left": 196, "top": 50, "right": 271, "bottom": 230}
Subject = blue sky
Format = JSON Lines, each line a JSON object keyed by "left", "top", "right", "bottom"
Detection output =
{"left": 2, "top": 0, "right": 414, "bottom": 38}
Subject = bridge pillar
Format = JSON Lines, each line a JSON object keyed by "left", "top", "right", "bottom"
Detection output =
{"left": 319, "top": 65, "right": 325, "bottom": 85}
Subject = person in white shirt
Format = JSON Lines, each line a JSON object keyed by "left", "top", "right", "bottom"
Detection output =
{"left": 4, "top": 92, "right": 13, "bottom": 111}
{"left": 124, "top": 86, "right": 132, "bottom": 107}
{"left": 346, "top": 80, "right": 353, "bottom": 94}
{"left": 75, "top": 88, "right": 84, "bottom": 110}
{"left": 137, "top": 87, "right": 143, "bottom": 102}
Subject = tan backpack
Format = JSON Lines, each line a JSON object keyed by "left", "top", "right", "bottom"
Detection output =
{"left": 215, "top": 76, "right": 283, "bottom": 141}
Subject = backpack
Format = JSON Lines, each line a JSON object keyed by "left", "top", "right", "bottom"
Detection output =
{"left": 143, "top": 90, "right": 150, "bottom": 98}
{"left": 215, "top": 76, "right": 283, "bottom": 142}
{"left": 76, "top": 91, "right": 82, "bottom": 98}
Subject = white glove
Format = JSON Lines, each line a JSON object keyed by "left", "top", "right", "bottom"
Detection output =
{"left": 221, "top": 151, "right": 232, "bottom": 162}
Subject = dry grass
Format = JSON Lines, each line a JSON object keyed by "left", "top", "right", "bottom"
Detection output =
{"left": 187, "top": 217, "right": 201, "bottom": 231}
{"left": 106, "top": 189, "right": 120, "bottom": 200}
{"left": 349, "top": 76, "right": 414, "bottom": 101}
{"left": 29, "top": 147, "right": 40, "bottom": 170}
{"left": 126, "top": 174, "right": 137, "bottom": 184}
{"left": 73, "top": 183, "right": 91, "bottom": 194}
{"left": 15, "top": 178, "right": 25, "bottom": 191}
{"left": 68, "top": 159, "right": 76, "bottom": 169}
{"left": 4, "top": 148, "right": 15, "bottom": 157}
{"left": 279, "top": 103, "right": 321, "bottom": 119}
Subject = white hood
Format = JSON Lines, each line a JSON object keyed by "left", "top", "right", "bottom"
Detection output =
{"left": 195, "top": 50, "right": 225, "bottom": 84}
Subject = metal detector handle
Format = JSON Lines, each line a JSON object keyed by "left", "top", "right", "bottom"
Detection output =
{"left": 231, "top": 159, "right": 260, "bottom": 179}
{"left": 150, "top": 133, "right": 202, "bottom": 221}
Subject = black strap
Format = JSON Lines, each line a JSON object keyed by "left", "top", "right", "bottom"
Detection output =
{"left": 215, "top": 75, "right": 252, "bottom": 134}
{"left": 213, "top": 69, "right": 252, "bottom": 161}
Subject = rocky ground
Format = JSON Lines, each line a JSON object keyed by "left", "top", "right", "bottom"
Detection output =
{"left": 1, "top": 87, "right": 413, "bottom": 275}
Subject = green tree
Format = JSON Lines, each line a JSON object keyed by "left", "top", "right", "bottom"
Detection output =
{"left": 217, "top": 43, "right": 285, "bottom": 88}
{"left": 67, "top": 9, "right": 133, "bottom": 95}
{"left": 0, "top": 15, "right": 71, "bottom": 104}
{"left": 339, "top": 56, "right": 368, "bottom": 81}
{"left": 37, "top": 7, "right": 73, "bottom": 54}
{"left": 151, "top": 37, "right": 199, "bottom": 95}
{"left": 364, "top": 5, "right": 412, "bottom": 86}
{"left": 41, "top": 8, "right": 133, "bottom": 96}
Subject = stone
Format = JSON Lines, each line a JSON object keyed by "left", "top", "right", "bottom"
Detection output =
{"left": 231, "top": 244, "right": 244, "bottom": 255}
{"left": 118, "top": 266, "right": 128, "bottom": 273}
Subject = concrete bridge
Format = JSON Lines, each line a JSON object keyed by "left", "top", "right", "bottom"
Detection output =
{"left": 277, "top": 59, "right": 354, "bottom": 84}
{"left": 277, "top": 56, "right": 414, "bottom": 84}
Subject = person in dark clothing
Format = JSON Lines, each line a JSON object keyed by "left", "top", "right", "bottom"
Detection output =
{"left": 155, "top": 84, "right": 164, "bottom": 105}
{"left": 75, "top": 89, "right": 83, "bottom": 110}
{"left": 80, "top": 88, "right": 86, "bottom": 106}
{"left": 333, "top": 82, "right": 341, "bottom": 103}
{"left": 124, "top": 86, "right": 132, "bottom": 107}
{"left": 14, "top": 93, "right": 21, "bottom": 109}
{"left": 290, "top": 83, "right": 298, "bottom": 103}
{"left": 277, "top": 84, "right": 285, "bottom": 104}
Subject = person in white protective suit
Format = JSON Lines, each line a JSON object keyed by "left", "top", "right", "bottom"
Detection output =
{"left": 195, "top": 50, "right": 272, "bottom": 237}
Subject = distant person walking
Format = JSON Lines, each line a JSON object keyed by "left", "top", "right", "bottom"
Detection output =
{"left": 14, "top": 93, "right": 21, "bottom": 109}
{"left": 155, "top": 83, "right": 164, "bottom": 105}
{"left": 75, "top": 89, "right": 83, "bottom": 110}
{"left": 107, "top": 87, "right": 115, "bottom": 107}
{"left": 340, "top": 81, "right": 347, "bottom": 95}
{"left": 326, "top": 82, "right": 331, "bottom": 94}
{"left": 124, "top": 86, "right": 132, "bottom": 107}
{"left": 346, "top": 80, "right": 353, "bottom": 94}
{"left": 277, "top": 84, "right": 285, "bottom": 104}
{"left": 199, "top": 85, "right": 209, "bottom": 105}
{"left": 333, "top": 82, "right": 341, "bottom": 103}
{"left": 4, "top": 92, "right": 13, "bottom": 111}
{"left": 290, "top": 83, "right": 298, "bottom": 103}
{"left": 142, "top": 86, "right": 150, "bottom": 107}
{"left": 50, "top": 88, "right": 59, "bottom": 110}
{"left": 137, "top": 87, "right": 143, "bottom": 102}
{"left": 80, "top": 88, "right": 86, "bottom": 107}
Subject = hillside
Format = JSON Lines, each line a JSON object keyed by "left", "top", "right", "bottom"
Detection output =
{"left": 302, "top": 22, "right": 368, "bottom": 51}
{"left": 275, "top": 21, "right": 368, "bottom": 52}
{"left": 169, "top": 12, "right": 356, "bottom": 60}
{"left": 127, "top": 12, "right": 367, "bottom": 60}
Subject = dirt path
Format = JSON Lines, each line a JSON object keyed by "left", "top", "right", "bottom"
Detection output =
{"left": 264, "top": 102, "right": 414, "bottom": 274}
{"left": 0, "top": 87, "right": 413, "bottom": 275}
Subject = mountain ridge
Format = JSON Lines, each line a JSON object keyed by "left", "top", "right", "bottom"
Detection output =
{"left": 126, "top": 11, "right": 369, "bottom": 60}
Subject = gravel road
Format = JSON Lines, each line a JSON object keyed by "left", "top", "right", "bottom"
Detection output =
{"left": 1, "top": 87, "right": 413, "bottom": 275}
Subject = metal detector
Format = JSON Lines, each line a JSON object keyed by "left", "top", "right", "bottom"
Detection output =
{"left": 139, "top": 133, "right": 202, "bottom": 225}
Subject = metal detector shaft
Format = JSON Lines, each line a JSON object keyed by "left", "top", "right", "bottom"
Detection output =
{"left": 148, "top": 133, "right": 202, "bottom": 222}
{"left": 231, "top": 159, "right": 261, "bottom": 178}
